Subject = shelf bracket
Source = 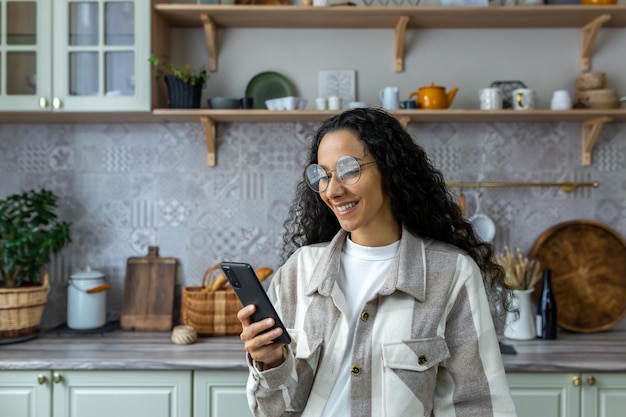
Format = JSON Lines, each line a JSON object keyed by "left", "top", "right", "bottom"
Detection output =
{"left": 580, "top": 14, "right": 611, "bottom": 72}
{"left": 201, "top": 14, "right": 218, "bottom": 72}
{"left": 581, "top": 116, "right": 612, "bottom": 166}
{"left": 397, "top": 115, "right": 410, "bottom": 129}
{"left": 394, "top": 15, "right": 410, "bottom": 73}
{"left": 200, "top": 116, "right": 217, "bottom": 166}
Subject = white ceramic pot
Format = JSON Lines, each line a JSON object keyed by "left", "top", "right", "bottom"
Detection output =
{"left": 504, "top": 289, "right": 537, "bottom": 341}
{"left": 67, "top": 267, "right": 110, "bottom": 330}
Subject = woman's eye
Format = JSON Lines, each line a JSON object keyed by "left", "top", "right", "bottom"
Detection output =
{"left": 339, "top": 168, "right": 360, "bottom": 180}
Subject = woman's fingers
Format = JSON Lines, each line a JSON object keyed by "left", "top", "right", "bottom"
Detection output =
{"left": 237, "top": 304, "right": 286, "bottom": 366}
{"left": 237, "top": 304, "right": 255, "bottom": 327}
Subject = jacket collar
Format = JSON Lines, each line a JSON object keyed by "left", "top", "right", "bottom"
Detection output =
{"left": 306, "top": 227, "right": 428, "bottom": 302}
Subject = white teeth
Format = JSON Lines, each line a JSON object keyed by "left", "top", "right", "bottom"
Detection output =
{"left": 337, "top": 202, "right": 356, "bottom": 212}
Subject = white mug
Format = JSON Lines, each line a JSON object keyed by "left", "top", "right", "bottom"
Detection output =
{"left": 328, "top": 96, "right": 341, "bottom": 111}
{"left": 315, "top": 97, "right": 327, "bottom": 110}
{"left": 551, "top": 90, "right": 572, "bottom": 110}
{"left": 512, "top": 88, "right": 535, "bottom": 110}
{"left": 479, "top": 88, "right": 503, "bottom": 110}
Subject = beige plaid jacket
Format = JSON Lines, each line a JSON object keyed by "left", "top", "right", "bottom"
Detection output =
{"left": 246, "top": 228, "right": 517, "bottom": 417}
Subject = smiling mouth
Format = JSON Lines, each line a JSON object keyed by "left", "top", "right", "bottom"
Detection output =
{"left": 337, "top": 202, "right": 357, "bottom": 213}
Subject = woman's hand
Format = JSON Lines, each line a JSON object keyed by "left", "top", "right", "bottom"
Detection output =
{"left": 238, "top": 304, "right": 286, "bottom": 370}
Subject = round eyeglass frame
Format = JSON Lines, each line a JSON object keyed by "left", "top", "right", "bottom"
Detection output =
{"left": 305, "top": 155, "right": 376, "bottom": 193}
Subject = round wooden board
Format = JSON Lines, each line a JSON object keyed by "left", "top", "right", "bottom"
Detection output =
{"left": 529, "top": 220, "right": 626, "bottom": 333}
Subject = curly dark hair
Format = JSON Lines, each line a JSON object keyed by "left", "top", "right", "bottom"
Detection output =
{"left": 282, "top": 107, "right": 511, "bottom": 311}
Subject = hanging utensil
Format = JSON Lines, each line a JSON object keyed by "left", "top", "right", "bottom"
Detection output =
{"left": 458, "top": 189, "right": 466, "bottom": 218}
{"left": 468, "top": 191, "right": 496, "bottom": 242}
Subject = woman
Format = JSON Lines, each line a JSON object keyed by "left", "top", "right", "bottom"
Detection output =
{"left": 238, "top": 108, "right": 517, "bottom": 417}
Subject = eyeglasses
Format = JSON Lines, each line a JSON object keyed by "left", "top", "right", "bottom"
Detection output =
{"left": 305, "top": 155, "right": 376, "bottom": 193}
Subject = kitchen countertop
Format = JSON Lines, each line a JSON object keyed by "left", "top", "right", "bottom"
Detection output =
{"left": 1, "top": 323, "right": 625, "bottom": 372}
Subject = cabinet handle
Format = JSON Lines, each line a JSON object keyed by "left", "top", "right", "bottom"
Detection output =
{"left": 37, "top": 374, "right": 48, "bottom": 385}
{"left": 587, "top": 375, "right": 596, "bottom": 386}
{"left": 572, "top": 375, "right": 581, "bottom": 386}
{"left": 52, "top": 97, "right": 62, "bottom": 109}
{"left": 38, "top": 97, "right": 49, "bottom": 108}
{"left": 52, "top": 372, "right": 63, "bottom": 383}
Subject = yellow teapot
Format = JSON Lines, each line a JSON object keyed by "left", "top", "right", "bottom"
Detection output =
{"left": 409, "top": 82, "right": 458, "bottom": 109}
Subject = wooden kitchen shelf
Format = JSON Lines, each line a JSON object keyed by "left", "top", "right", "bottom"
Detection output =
{"left": 152, "top": 108, "right": 626, "bottom": 124}
{"left": 152, "top": 108, "right": 626, "bottom": 167}
{"left": 0, "top": 112, "right": 160, "bottom": 124}
{"left": 153, "top": 4, "right": 626, "bottom": 72}
{"left": 153, "top": 5, "right": 626, "bottom": 29}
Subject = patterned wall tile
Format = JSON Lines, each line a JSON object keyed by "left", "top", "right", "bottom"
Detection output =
{"left": 1, "top": 119, "right": 625, "bottom": 329}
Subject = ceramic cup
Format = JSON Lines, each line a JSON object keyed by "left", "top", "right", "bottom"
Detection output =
{"left": 315, "top": 97, "right": 327, "bottom": 110}
{"left": 328, "top": 96, "right": 342, "bottom": 111}
{"left": 550, "top": 90, "right": 572, "bottom": 110}
{"left": 479, "top": 87, "right": 503, "bottom": 110}
{"left": 403, "top": 100, "right": 417, "bottom": 109}
{"left": 512, "top": 88, "right": 535, "bottom": 110}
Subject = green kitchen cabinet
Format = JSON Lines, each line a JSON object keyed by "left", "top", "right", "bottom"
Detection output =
{"left": 0, "top": 0, "right": 150, "bottom": 112}
{"left": 0, "top": 370, "right": 192, "bottom": 417}
{"left": 507, "top": 372, "right": 626, "bottom": 417}
{"left": 194, "top": 370, "right": 253, "bottom": 417}
{"left": 0, "top": 370, "right": 51, "bottom": 417}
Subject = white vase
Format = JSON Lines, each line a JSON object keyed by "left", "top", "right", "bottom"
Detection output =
{"left": 504, "top": 289, "right": 536, "bottom": 341}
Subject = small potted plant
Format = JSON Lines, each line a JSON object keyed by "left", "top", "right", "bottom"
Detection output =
{"left": 0, "top": 189, "right": 72, "bottom": 342}
{"left": 149, "top": 54, "right": 208, "bottom": 109}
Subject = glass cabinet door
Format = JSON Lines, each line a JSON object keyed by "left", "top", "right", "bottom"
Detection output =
{"left": 53, "top": 0, "right": 150, "bottom": 112}
{"left": 0, "top": 0, "right": 52, "bottom": 111}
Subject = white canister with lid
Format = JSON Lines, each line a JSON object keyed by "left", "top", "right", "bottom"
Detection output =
{"left": 67, "top": 267, "right": 110, "bottom": 329}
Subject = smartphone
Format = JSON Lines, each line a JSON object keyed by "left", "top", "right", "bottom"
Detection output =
{"left": 220, "top": 261, "right": 291, "bottom": 345}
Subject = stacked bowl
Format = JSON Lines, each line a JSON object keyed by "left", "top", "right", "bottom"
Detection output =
{"left": 573, "top": 72, "right": 624, "bottom": 109}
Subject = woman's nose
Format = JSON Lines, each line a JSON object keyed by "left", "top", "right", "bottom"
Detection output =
{"left": 324, "top": 174, "right": 344, "bottom": 197}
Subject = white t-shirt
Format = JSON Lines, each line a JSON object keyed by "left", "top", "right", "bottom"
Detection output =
{"left": 320, "top": 236, "right": 399, "bottom": 417}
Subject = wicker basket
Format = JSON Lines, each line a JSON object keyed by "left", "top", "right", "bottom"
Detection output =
{"left": 0, "top": 273, "right": 50, "bottom": 340}
{"left": 181, "top": 264, "right": 243, "bottom": 336}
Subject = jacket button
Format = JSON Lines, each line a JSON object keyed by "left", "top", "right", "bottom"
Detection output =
{"left": 351, "top": 365, "right": 361, "bottom": 376}
{"left": 360, "top": 311, "right": 370, "bottom": 321}
{"left": 418, "top": 355, "right": 428, "bottom": 366}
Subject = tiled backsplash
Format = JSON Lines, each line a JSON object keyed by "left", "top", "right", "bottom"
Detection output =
{"left": 1, "top": 120, "right": 624, "bottom": 328}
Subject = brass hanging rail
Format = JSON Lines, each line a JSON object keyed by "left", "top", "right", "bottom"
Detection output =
{"left": 447, "top": 181, "right": 599, "bottom": 193}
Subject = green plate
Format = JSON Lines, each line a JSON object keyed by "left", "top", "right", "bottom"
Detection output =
{"left": 245, "top": 71, "right": 296, "bottom": 109}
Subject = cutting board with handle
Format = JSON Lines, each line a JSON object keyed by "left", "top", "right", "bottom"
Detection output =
{"left": 120, "top": 246, "right": 177, "bottom": 331}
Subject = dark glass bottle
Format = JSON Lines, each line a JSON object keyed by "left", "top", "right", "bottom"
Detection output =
{"left": 537, "top": 269, "right": 558, "bottom": 339}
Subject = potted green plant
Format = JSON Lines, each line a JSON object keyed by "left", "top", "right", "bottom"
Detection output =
{"left": 149, "top": 54, "right": 208, "bottom": 109}
{"left": 0, "top": 189, "right": 71, "bottom": 342}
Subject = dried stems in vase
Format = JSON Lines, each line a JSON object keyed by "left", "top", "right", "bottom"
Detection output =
{"left": 495, "top": 246, "right": 542, "bottom": 291}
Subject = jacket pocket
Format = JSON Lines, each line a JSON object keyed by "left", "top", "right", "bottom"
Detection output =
{"left": 381, "top": 337, "right": 450, "bottom": 416}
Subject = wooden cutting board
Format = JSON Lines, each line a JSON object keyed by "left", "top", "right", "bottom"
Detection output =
{"left": 120, "top": 246, "right": 177, "bottom": 331}
{"left": 529, "top": 220, "right": 626, "bottom": 333}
